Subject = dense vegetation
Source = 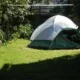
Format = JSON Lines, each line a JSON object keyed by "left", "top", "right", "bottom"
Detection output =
{"left": 0, "top": 0, "right": 80, "bottom": 42}
{"left": 0, "top": 0, "right": 32, "bottom": 42}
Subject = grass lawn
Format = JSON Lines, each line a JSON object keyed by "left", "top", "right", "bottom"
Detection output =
{"left": 0, "top": 39, "right": 80, "bottom": 80}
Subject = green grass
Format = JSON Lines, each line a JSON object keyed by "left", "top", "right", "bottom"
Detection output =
{"left": 0, "top": 39, "right": 80, "bottom": 80}
{"left": 0, "top": 39, "right": 80, "bottom": 68}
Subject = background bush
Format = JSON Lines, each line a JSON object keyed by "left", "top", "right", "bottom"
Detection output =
{"left": 18, "top": 24, "right": 33, "bottom": 39}
{"left": 0, "top": 29, "right": 5, "bottom": 42}
{"left": 11, "top": 23, "right": 33, "bottom": 40}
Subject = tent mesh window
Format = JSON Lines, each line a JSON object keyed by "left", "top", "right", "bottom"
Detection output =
{"left": 62, "top": 30, "right": 80, "bottom": 44}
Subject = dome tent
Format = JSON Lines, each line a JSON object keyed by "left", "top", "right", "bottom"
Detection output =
{"left": 29, "top": 15, "right": 80, "bottom": 49}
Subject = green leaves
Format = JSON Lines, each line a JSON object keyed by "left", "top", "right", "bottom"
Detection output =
{"left": 0, "top": 0, "right": 30, "bottom": 40}
{"left": 18, "top": 24, "right": 33, "bottom": 39}
{"left": 0, "top": 29, "right": 4, "bottom": 41}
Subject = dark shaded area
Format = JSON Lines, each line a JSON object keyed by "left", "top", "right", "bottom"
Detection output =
{"left": 26, "top": 15, "right": 51, "bottom": 29}
{"left": 27, "top": 45, "right": 80, "bottom": 50}
{"left": 27, "top": 44, "right": 49, "bottom": 50}
{"left": 0, "top": 54, "right": 80, "bottom": 80}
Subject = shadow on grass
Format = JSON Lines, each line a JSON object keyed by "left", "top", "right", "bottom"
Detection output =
{"left": 27, "top": 45, "right": 80, "bottom": 50}
{"left": 0, "top": 54, "right": 80, "bottom": 80}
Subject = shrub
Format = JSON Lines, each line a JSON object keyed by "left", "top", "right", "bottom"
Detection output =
{"left": 18, "top": 24, "right": 33, "bottom": 39}
{"left": 0, "top": 29, "right": 4, "bottom": 40}
{"left": 12, "top": 23, "right": 33, "bottom": 39}
{"left": 12, "top": 32, "right": 20, "bottom": 40}
{"left": 0, "top": 29, "right": 6, "bottom": 43}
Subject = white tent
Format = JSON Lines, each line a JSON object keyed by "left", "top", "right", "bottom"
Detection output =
{"left": 30, "top": 15, "right": 78, "bottom": 40}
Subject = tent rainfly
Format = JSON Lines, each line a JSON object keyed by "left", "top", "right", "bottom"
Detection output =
{"left": 29, "top": 15, "right": 80, "bottom": 49}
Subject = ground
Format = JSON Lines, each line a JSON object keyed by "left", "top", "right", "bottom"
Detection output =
{"left": 0, "top": 39, "right": 80, "bottom": 80}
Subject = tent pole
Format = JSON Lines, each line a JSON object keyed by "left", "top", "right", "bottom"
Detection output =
{"left": 49, "top": 40, "right": 54, "bottom": 50}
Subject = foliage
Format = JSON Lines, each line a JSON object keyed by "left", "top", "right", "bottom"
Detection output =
{"left": 29, "top": 0, "right": 51, "bottom": 4}
{"left": 0, "top": 29, "right": 5, "bottom": 41}
{"left": 0, "top": 0, "right": 30, "bottom": 41}
{"left": 11, "top": 23, "right": 33, "bottom": 40}
{"left": 0, "top": 29, "right": 3, "bottom": 40}
{"left": 12, "top": 32, "right": 20, "bottom": 40}
{"left": 18, "top": 24, "right": 33, "bottom": 39}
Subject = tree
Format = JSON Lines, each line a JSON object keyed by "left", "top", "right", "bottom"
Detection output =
{"left": 0, "top": 0, "right": 30, "bottom": 40}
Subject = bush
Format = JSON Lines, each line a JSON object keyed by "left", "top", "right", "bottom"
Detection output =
{"left": 0, "top": 29, "right": 4, "bottom": 41}
{"left": 12, "top": 32, "right": 20, "bottom": 40}
{"left": 0, "top": 29, "right": 6, "bottom": 43}
{"left": 12, "top": 24, "right": 33, "bottom": 39}
{"left": 19, "top": 24, "right": 33, "bottom": 39}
